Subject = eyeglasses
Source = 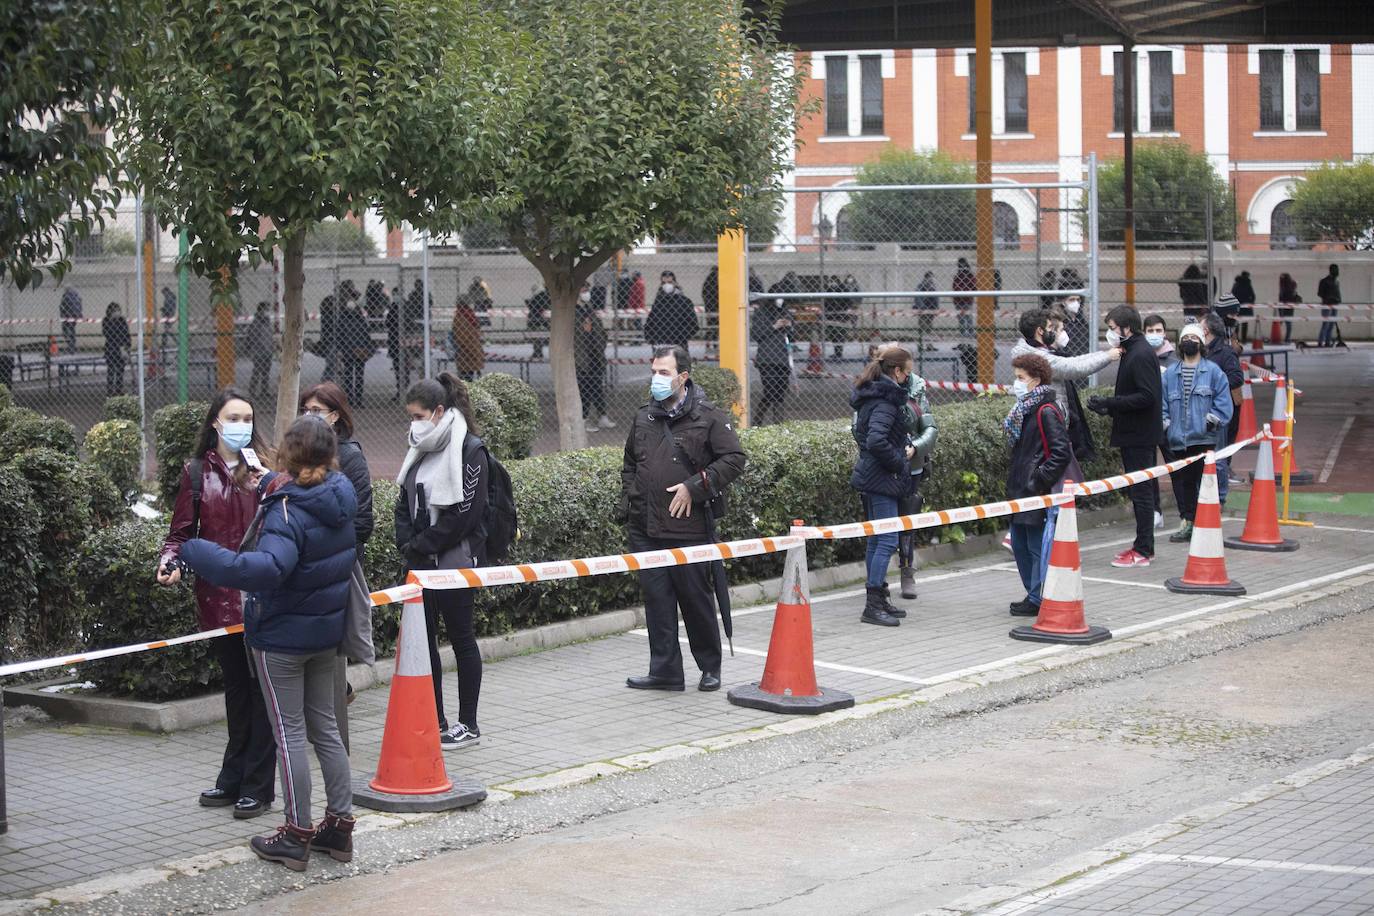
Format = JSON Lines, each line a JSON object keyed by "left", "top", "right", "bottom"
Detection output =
{"left": 300, "top": 407, "right": 332, "bottom": 417}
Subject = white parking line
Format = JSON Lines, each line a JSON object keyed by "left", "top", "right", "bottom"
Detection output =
{"left": 990, "top": 566, "right": 1167, "bottom": 591}
{"left": 1311, "top": 523, "right": 1374, "bottom": 534}
{"left": 625, "top": 629, "right": 928, "bottom": 685}
{"left": 1318, "top": 415, "right": 1356, "bottom": 484}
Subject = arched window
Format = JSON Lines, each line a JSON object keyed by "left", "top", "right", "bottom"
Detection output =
{"left": 1269, "top": 199, "right": 1307, "bottom": 250}
{"left": 993, "top": 201, "right": 1019, "bottom": 249}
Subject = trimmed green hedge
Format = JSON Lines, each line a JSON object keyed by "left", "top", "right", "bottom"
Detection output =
{"left": 0, "top": 408, "right": 78, "bottom": 456}
{"left": 85, "top": 419, "right": 143, "bottom": 497}
{"left": 0, "top": 465, "right": 41, "bottom": 656}
{"left": 154, "top": 401, "right": 207, "bottom": 505}
{"left": 103, "top": 395, "right": 142, "bottom": 424}
{"left": 471, "top": 373, "right": 539, "bottom": 458}
{"left": 692, "top": 365, "right": 741, "bottom": 413}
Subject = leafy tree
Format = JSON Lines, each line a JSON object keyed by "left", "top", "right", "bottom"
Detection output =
{"left": 1096, "top": 142, "right": 1234, "bottom": 242}
{"left": 122, "top": 0, "right": 524, "bottom": 442}
{"left": 842, "top": 149, "right": 976, "bottom": 244}
{"left": 1, "top": 0, "right": 145, "bottom": 288}
{"left": 305, "top": 220, "right": 378, "bottom": 258}
{"left": 1288, "top": 159, "right": 1374, "bottom": 249}
{"left": 464, "top": 0, "right": 801, "bottom": 449}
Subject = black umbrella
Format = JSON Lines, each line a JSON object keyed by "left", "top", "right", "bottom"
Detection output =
{"left": 702, "top": 508, "right": 734, "bottom": 656}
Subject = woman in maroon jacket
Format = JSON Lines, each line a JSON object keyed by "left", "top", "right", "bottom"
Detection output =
{"left": 157, "top": 389, "right": 277, "bottom": 818}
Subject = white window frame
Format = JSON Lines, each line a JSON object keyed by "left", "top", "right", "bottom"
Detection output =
{"left": 1100, "top": 45, "right": 1184, "bottom": 136}
{"left": 810, "top": 50, "right": 895, "bottom": 141}
{"left": 1247, "top": 44, "right": 1331, "bottom": 134}
{"left": 956, "top": 48, "right": 1040, "bottom": 137}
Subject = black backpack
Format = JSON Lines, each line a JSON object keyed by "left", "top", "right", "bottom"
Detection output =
{"left": 463, "top": 435, "right": 518, "bottom": 562}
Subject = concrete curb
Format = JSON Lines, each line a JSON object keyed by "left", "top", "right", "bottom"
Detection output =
{"left": 8, "top": 502, "right": 1134, "bottom": 734}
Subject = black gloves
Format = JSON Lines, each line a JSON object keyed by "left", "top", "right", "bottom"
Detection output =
{"left": 1086, "top": 396, "right": 1111, "bottom": 416}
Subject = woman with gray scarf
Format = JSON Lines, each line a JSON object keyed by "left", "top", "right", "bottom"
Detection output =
{"left": 395, "top": 372, "right": 488, "bottom": 751}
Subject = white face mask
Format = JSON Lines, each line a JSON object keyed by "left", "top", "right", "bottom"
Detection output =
{"left": 578, "top": 291, "right": 591, "bottom": 304}
{"left": 661, "top": 283, "right": 675, "bottom": 294}
{"left": 409, "top": 412, "right": 437, "bottom": 443}
{"left": 1011, "top": 379, "right": 1030, "bottom": 399}
{"left": 1105, "top": 329, "right": 1122, "bottom": 348}
{"left": 1064, "top": 299, "right": 1081, "bottom": 315}
{"left": 1054, "top": 329, "right": 1069, "bottom": 349}
{"left": 1145, "top": 332, "right": 1165, "bottom": 349}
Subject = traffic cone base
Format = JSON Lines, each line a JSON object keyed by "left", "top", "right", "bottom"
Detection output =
{"left": 354, "top": 581, "right": 487, "bottom": 813}
{"left": 727, "top": 541, "right": 855, "bottom": 716}
{"left": 1228, "top": 436, "right": 1300, "bottom": 553}
{"left": 1166, "top": 462, "right": 1246, "bottom": 597}
{"left": 1008, "top": 492, "right": 1112, "bottom": 646}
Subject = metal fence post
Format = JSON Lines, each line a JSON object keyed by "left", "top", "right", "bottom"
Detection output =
{"left": 1205, "top": 186, "right": 1215, "bottom": 302}
{"left": 1088, "top": 152, "right": 1101, "bottom": 385}
{"left": 422, "top": 231, "right": 432, "bottom": 379}
{"left": 177, "top": 230, "right": 190, "bottom": 402}
{"left": 134, "top": 193, "right": 149, "bottom": 480}
{"left": 0, "top": 688, "right": 8, "bottom": 835}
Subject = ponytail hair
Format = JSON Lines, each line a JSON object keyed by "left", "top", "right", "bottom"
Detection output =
{"left": 279, "top": 415, "right": 337, "bottom": 488}
{"left": 404, "top": 371, "right": 480, "bottom": 434}
{"left": 856, "top": 345, "right": 913, "bottom": 387}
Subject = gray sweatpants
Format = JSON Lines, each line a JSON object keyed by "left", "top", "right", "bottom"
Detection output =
{"left": 252, "top": 648, "right": 352, "bottom": 828}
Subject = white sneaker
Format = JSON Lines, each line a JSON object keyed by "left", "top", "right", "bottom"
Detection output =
{"left": 584, "top": 422, "right": 599, "bottom": 434}
{"left": 597, "top": 415, "right": 617, "bottom": 429}
{"left": 1001, "top": 533, "right": 1013, "bottom": 553}
{"left": 439, "top": 723, "right": 481, "bottom": 751}
{"left": 1154, "top": 511, "right": 1164, "bottom": 529}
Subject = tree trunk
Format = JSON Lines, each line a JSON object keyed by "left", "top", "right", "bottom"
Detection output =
{"left": 547, "top": 275, "right": 587, "bottom": 451}
{"left": 273, "top": 232, "right": 307, "bottom": 446}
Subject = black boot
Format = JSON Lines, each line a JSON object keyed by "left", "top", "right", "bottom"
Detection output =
{"left": 899, "top": 567, "right": 918, "bottom": 600}
{"left": 250, "top": 823, "right": 314, "bottom": 872}
{"left": 861, "top": 587, "right": 900, "bottom": 627}
{"left": 311, "top": 812, "right": 355, "bottom": 862}
{"left": 880, "top": 582, "right": 907, "bottom": 618}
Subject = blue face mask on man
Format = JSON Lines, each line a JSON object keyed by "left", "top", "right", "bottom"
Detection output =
{"left": 219, "top": 421, "right": 253, "bottom": 452}
{"left": 650, "top": 374, "right": 676, "bottom": 402}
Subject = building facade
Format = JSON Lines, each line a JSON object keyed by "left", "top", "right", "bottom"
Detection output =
{"left": 786, "top": 44, "right": 1374, "bottom": 251}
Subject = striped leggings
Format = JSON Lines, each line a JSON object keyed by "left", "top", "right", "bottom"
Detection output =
{"left": 252, "top": 648, "right": 352, "bottom": 828}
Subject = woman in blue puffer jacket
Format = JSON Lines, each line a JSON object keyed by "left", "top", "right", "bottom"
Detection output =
{"left": 849, "top": 345, "right": 915, "bottom": 628}
{"left": 180, "top": 415, "right": 358, "bottom": 873}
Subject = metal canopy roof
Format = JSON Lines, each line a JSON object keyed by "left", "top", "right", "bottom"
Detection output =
{"left": 761, "top": 0, "right": 1374, "bottom": 49}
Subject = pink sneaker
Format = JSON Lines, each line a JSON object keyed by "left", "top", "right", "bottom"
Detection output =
{"left": 1001, "top": 533, "right": 1013, "bottom": 553}
{"left": 1111, "top": 548, "right": 1151, "bottom": 568}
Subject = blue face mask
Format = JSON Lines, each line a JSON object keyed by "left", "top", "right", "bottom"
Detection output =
{"left": 219, "top": 421, "right": 253, "bottom": 452}
{"left": 650, "top": 374, "right": 676, "bottom": 402}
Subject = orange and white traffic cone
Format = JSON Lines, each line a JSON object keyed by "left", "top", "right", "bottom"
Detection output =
{"left": 806, "top": 341, "right": 824, "bottom": 374}
{"left": 1268, "top": 378, "right": 1313, "bottom": 485}
{"left": 1226, "top": 427, "right": 1298, "bottom": 553}
{"left": 1236, "top": 380, "right": 1257, "bottom": 442}
{"left": 353, "top": 574, "right": 486, "bottom": 812}
{"left": 728, "top": 527, "right": 855, "bottom": 714}
{"left": 1165, "top": 459, "right": 1246, "bottom": 596}
{"left": 1249, "top": 337, "right": 1267, "bottom": 370}
{"left": 1010, "top": 489, "right": 1112, "bottom": 645}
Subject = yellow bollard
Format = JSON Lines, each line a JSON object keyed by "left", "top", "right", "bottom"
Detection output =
{"left": 1278, "top": 382, "right": 1314, "bottom": 528}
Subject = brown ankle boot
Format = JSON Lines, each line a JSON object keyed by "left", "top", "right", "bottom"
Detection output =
{"left": 311, "top": 812, "right": 355, "bottom": 862}
{"left": 250, "top": 822, "right": 314, "bottom": 872}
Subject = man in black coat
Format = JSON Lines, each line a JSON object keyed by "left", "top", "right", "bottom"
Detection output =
{"left": 1087, "top": 305, "right": 1162, "bottom": 568}
{"left": 1203, "top": 308, "right": 1244, "bottom": 504}
{"left": 644, "top": 270, "right": 698, "bottom": 348}
{"left": 620, "top": 346, "right": 746, "bottom": 692}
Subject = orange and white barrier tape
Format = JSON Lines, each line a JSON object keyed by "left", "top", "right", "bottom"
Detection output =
{"left": 0, "top": 624, "right": 244, "bottom": 679}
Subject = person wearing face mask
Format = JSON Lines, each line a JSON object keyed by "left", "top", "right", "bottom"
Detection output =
{"left": 849, "top": 346, "right": 918, "bottom": 627}
{"left": 751, "top": 296, "right": 794, "bottom": 425}
{"left": 1202, "top": 309, "right": 1245, "bottom": 502}
{"left": 1011, "top": 309, "right": 1117, "bottom": 467}
{"left": 158, "top": 389, "right": 276, "bottom": 819}
{"left": 620, "top": 346, "right": 746, "bottom": 691}
{"left": 1160, "top": 324, "right": 1233, "bottom": 544}
{"left": 395, "top": 373, "right": 493, "bottom": 750}
{"left": 1058, "top": 294, "right": 1091, "bottom": 358}
{"left": 575, "top": 283, "right": 614, "bottom": 433}
{"left": 1142, "top": 314, "right": 1176, "bottom": 529}
{"left": 644, "top": 270, "right": 698, "bottom": 349}
{"left": 1087, "top": 305, "right": 1163, "bottom": 568}
{"left": 1004, "top": 353, "right": 1074, "bottom": 617}
{"left": 336, "top": 290, "right": 373, "bottom": 406}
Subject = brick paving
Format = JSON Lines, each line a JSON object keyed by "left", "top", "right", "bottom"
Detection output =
{"left": 986, "top": 758, "right": 1374, "bottom": 915}
{"left": 1, "top": 516, "right": 1372, "bottom": 900}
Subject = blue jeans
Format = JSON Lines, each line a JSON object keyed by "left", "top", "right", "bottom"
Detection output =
{"left": 1317, "top": 308, "right": 1335, "bottom": 346}
{"left": 1215, "top": 426, "right": 1231, "bottom": 504}
{"left": 862, "top": 493, "right": 901, "bottom": 589}
{"left": 1011, "top": 520, "right": 1047, "bottom": 606}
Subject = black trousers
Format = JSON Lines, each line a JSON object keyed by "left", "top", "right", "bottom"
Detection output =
{"left": 339, "top": 358, "right": 366, "bottom": 406}
{"left": 1150, "top": 443, "right": 1175, "bottom": 514}
{"left": 105, "top": 355, "right": 125, "bottom": 395}
{"left": 755, "top": 365, "right": 790, "bottom": 424}
{"left": 577, "top": 368, "right": 606, "bottom": 418}
{"left": 629, "top": 525, "right": 721, "bottom": 681}
{"left": 1119, "top": 445, "right": 1157, "bottom": 557}
{"left": 214, "top": 632, "right": 277, "bottom": 801}
{"left": 897, "top": 485, "right": 924, "bottom": 568}
{"left": 1169, "top": 443, "right": 1213, "bottom": 521}
{"left": 424, "top": 587, "right": 482, "bottom": 733}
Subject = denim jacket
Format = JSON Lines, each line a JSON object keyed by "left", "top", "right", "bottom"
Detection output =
{"left": 1161, "top": 357, "right": 1233, "bottom": 452}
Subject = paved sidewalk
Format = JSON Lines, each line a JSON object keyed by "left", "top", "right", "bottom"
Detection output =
{"left": 2, "top": 513, "right": 1373, "bottom": 901}
{"left": 976, "top": 751, "right": 1374, "bottom": 915}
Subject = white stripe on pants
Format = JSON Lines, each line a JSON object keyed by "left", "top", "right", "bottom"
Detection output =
{"left": 252, "top": 647, "right": 352, "bottom": 828}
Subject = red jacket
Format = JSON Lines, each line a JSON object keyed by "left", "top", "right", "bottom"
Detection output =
{"left": 160, "top": 450, "right": 260, "bottom": 630}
